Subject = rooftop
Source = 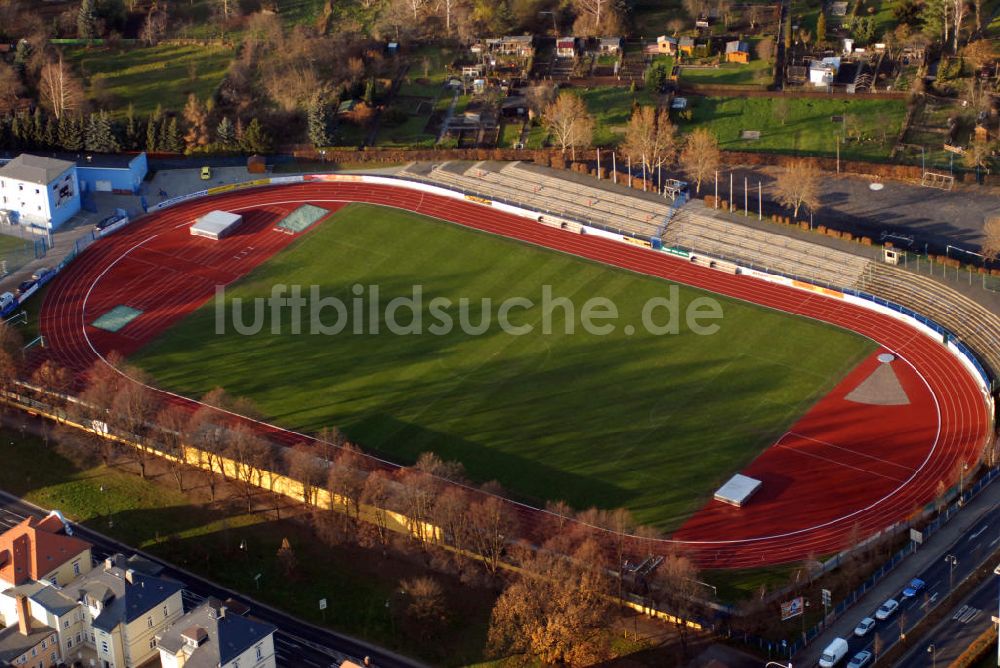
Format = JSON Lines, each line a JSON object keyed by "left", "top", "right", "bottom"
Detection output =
{"left": 69, "top": 554, "right": 184, "bottom": 632}
{"left": 0, "top": 514, "right": 91, "bottom": 587}
{"left": 0, "top": 619, "right": 55, "bottom": 664}
{"left": 0, "top": 154, "right": 75, "bottom": 186}
{"left": 156, "top": 598, "right": 276, "bottom": 668}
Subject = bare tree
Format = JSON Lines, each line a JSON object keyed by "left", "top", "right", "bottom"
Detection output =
{"left": 397, "top": 467, "right": 440, "bottom": 546}
{"left": 108, "top": 368, "right": 161, "bottom": 479}
{"left": 140, "top": 4, "right": 168, "bottom": 44}
{"left": 31, "top": 360, "right": 71, "bottom": 423}
{"left": 414, "top": 451, "right": 466, "bottom": 482}
{"left": 285, "top": 443, "right": 327, "bottom": 506}
{"left": 227, "top": 424, "right": 273, "bottom": 513}
{"left": 182, "top": 94, "right": 210, "bottom": 151}
{"left": 982, "top": 215, "right": 1000, "bottom": 261}
{"left": 0, "top": 62, "right": 24, "bottom": 114}
{"left": 487, "top": 537, "right": 613, "bottom": 664}
{"left": 572, "top": 0, "right": 623, "bottom": 36}
{"left": 328, "top": 442, "right": 369, "bottom": 519}
{"left": 964, "top": 39, "right": 998, "bottom": 69}
{"left": 38, "top": 54, "right": 83, "bottom": 120}
{"left": 543, "top": 92, "right": 594, "bottom": 160}
{"left": 361, "top": 469, "right": 395, "bottom": 550}
{"left": 623, "top": 107, "right": 677, "bottom": 182}
{"left": 679, "top": 128, "right": 720, "bottom": 194}
{"left": 524, "top": 82, "right": 557, "bottom": 122}
{"left": 432, "top": 486, "right": 472, "bottom": 556}
{"left": 155, "top": 404, "right": 191, "bottom": 492}
{"left": 398, "top": 576, "right": 448, "bottom": 638}
{"left": 468, "top": 488, "right": 518, "bottom": 578}
{"left": 650, "top": 549, "right": 702, "bottom": 654}
{"left": 773, "top": 160, "right": 821, "bottom": 218}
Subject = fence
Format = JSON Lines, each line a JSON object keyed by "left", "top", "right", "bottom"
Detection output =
{"left": 0, "top": 225, "right": 49, "bottom": 279}
{"left": 893, "top": 248, "right": 1000, "bottom": 293}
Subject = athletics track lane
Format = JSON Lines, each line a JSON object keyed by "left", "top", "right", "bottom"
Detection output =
{"left": 37, "top": 182, "right": 992, "bottom": 568}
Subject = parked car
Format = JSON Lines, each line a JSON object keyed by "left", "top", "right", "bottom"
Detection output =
{"left": 819, "top": 637, "right": 849, "bottom": 667}
{"left": 16, "top": 279, "right": 35, "bottom": 295}
{"left": 31, "top": 267, "right": 51, "bottom": 281}
{"left": 875, "top": 598, "right": 899, "bottom": 620}
{"left": 847, "top": 650, "right": 873, "bottom": 668}
{"left": 854, "top": 616, "right": 876, "bottom": 637}
{"left": 0, "top": 292, "right": 15, "bottom": 312}
{"left": 902, "top": 578, "right": 926, "bottom": 598}
{"left": 200, "top": 165, "right": 212, "bottom": 180}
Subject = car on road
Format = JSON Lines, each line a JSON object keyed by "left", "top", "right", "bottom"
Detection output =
{"left": 902, "top": 577, "right": 926, "bottom": 598}
{"left": 16, "top": 279, "right": 35, "bottom": 295}
{"left": 200, "top": 166, "right": 212, "bottom": 180}
{"left": 854, "top": 616, "right": 876, "bottom": 636}
{"left": 819, "top": 637, "right": 849, "bottom": 667}
{"left": 31, "top": 267, "right": 50, "bottom": 281}
{"left": 875, "top": 598, "right": 899, "bottom": 620}
{"left": 847, "top": 649, "right": 873, "bottom": 668}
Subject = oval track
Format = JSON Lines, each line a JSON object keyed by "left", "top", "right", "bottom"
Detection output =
{"left": 38, "top": 182, "right": 993, "bottom": 568}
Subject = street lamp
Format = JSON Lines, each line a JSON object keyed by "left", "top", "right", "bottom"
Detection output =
{"left": 927, "top": 643, "right": 936, "bottom": 668}
{"left": 993, "top": 563, "right": 1000, "bottom": 668}
{"left": 959, "top": 462, "right": 969, "bottom": 505}
{"left": 945, "top": 555, "right": 958, "bottom": 592}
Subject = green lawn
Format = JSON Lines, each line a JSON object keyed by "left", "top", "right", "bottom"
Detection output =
{"left": 0, "top": 234, "right": 38, "bottom": 275}
{"left": 0, "top": 431, "right": 493, "bottom": 664}
{"left": 680, "top": 59, "right": 773, "bottom": 86}
{"left": 683, "top": 96, "right": 906, "bottom": 160}
{"left": 133, "top": 203, "right": 875, "bottom": 529}
{"left": 579, "top": 86, "right": 658, "bottom": 146}
{"left": 64, "top": 44, "right": 234, "bottom": 117}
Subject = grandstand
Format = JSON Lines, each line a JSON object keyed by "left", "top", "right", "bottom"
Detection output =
{"left": 397, "top": 160, "right": 999, "bottom": 382}
{"left": 398, "top": 161, "right": 673, "bottom": 239}
{"left": 857, "top": 264, "right": 1000, "bottom": 379}
{"left": 664, "top": 201, "right": 873, "bottom": 288}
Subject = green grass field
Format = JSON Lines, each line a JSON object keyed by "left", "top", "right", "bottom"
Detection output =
{"left": 65, "top": 44, "right": 234, "bottom": 117}
{"left": 680, "top": 59, "right": 773, "bottom": 86}
{"left": 683, "top": 96, "right": 907, "bottom": 160}
{"left": 134, "top": 204, "right": 875, "bottom": 529}
{"left": 579, "top": 86, "right": 658, "bottom": 145}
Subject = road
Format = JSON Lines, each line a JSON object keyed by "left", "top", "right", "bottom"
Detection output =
{"left": 794, "top": 474, "right": 1000, "bottom": 667}
{"left": 896, "top": 567, "right": 1000, "bottom": 667}
{"left": 0, "top": 490, "right": 425, "bottom": 668}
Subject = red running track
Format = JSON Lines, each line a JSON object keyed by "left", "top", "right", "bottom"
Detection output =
{"left": 38, "top": 182, "right": 993, "bottom": 569}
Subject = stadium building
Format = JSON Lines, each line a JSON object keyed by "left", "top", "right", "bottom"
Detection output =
{"left": 0, "top": 154, "right": 80, "bottom": 230}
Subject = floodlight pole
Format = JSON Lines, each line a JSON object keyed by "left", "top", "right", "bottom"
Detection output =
{"left": 597, "top": 148, "right": 601, "bottom": 179}
{"left": 744, "top": 176, "right": 748, "bottom": 216}
{"left": 714, "top": 171, "right": 718, "bottom": 207}
{"left": 758, "top": 182, "right": 762, "bottom": 220}
{"left": 612, "top": 152, "right": 617, "bottom": 183}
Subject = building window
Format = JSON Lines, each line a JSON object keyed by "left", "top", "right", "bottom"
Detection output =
{"left": 62, "top": 621, "right": 69, "bottom": 629}
{"left": 147, "top": 616, "right": 153, "bottom": 628}
{"left": 30, "top": 648, "right": 36, "bottom": 657}
{"left": 101, "top": 641, "right": 109, "bottom": 653}
{"left": 66, "top": 639, "right": 72, "bottom": 649}
{"left": 149, "top": 638, "right": 156, "bottom": 649}
{"left": 73, "top": 562, "right": 80, "bottom": 575}
{"left": 75, "top": 634, "right": 80, "bottom": 643}
{"left": 162, "top": 605, "right": 168, "bottom": 618}
{"left": 34, "top": 189, "right": 39, "bottom": 194}
{"left": 256, "top": 644, "right": 263, "bottom": 660}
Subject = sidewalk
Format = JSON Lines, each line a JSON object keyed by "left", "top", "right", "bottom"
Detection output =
{"left": 795, "top": 474, "right": 1000, "bottom": 666}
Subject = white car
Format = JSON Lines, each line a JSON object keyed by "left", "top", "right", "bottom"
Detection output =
{"left": 875, "top": 598, "right": 899, "bottom": 620}
{"left": 854, "top": 616, "right": 876, "bottom": 636}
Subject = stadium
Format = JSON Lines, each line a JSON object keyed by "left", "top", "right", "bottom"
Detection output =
{"left": 36, "top": 167, "right": 996, "bottom": 570}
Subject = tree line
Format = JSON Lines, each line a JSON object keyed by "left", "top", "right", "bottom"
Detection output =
{"left": 0, "top": 329, "right": 714, "bottom": 663}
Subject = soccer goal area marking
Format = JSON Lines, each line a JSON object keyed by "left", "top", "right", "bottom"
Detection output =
{"left": 274, "top": 204, "right": 331, "bottom": 234}
{"left": 91, "top": 305, "right": 143, "bottom": 332}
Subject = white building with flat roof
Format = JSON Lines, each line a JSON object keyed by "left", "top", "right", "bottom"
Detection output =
{"left": 0, "top": 154, "right": 81, "bottom": 230}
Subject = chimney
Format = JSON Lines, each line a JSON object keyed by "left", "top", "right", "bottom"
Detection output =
{"left": 15, "top": 594, "right": 30, "bottom": 636}
{"left": 11, "top": 534, "right": 30, "bottom": 585}
{"left": 124, "top": 569, "right": 135, "bottom": 585}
